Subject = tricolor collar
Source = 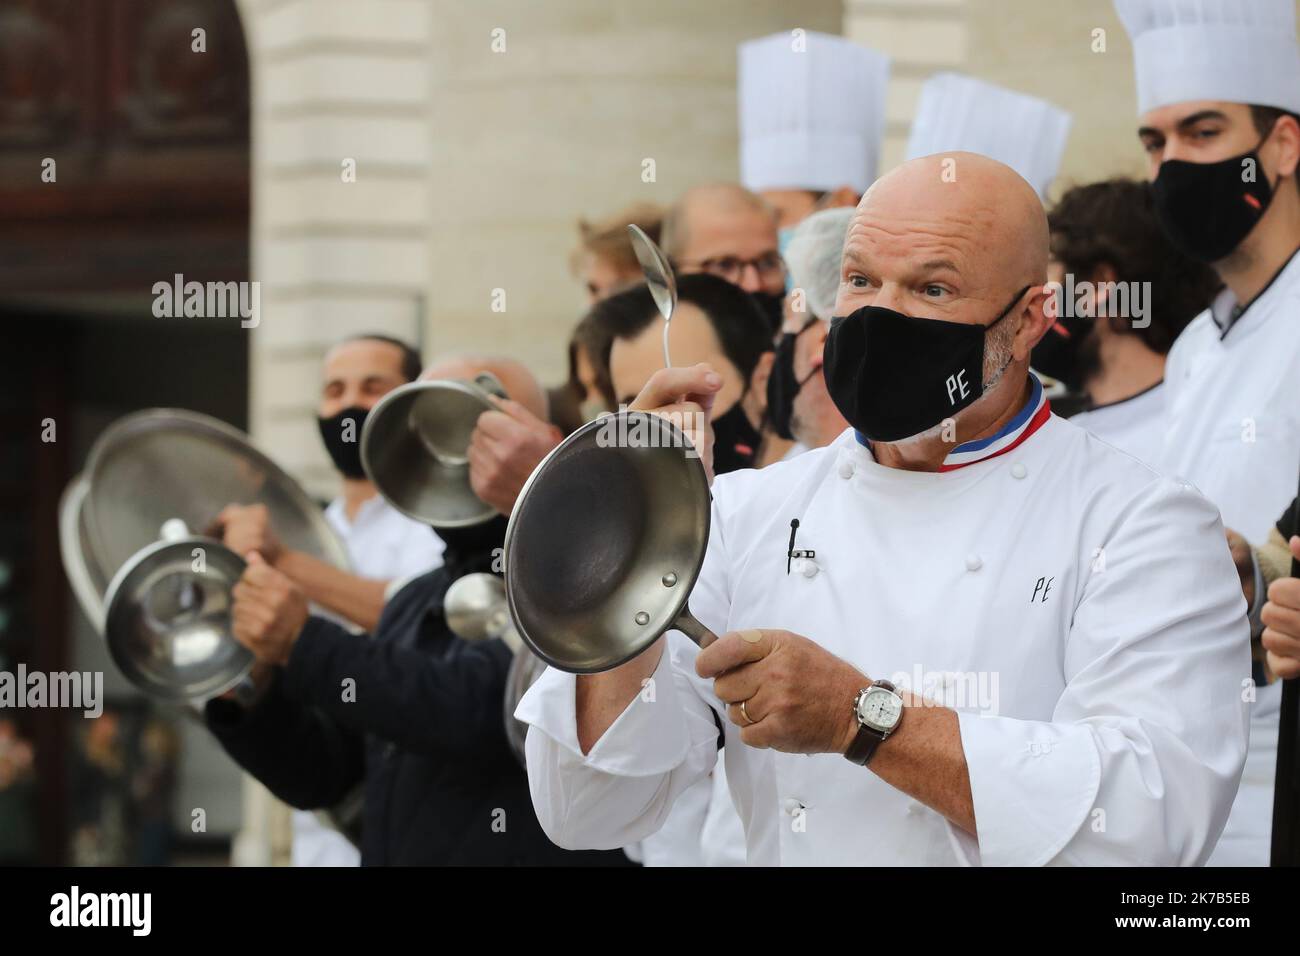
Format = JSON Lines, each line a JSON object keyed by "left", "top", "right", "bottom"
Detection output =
{"left": 854, "top": 374, "right": 1051, "bottom": 471}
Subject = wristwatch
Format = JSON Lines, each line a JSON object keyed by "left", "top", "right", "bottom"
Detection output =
{"left": 845, "top": 679, "right": 904, "bottom": 766}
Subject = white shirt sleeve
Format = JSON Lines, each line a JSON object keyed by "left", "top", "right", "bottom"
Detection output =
{"left": 517, "top": 635, "right": 723, "bottom": 850}
{"left": 515, "top": 490, "right": 735, "bottom": 852}
{"left": 390, "top": 522, "right": 446, "bottom": 579}
{"left": 953, "top": 477, "right": 1251, "bottom": 866}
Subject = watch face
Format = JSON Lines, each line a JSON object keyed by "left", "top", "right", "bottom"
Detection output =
{"left": 859, "top": 687, "right": 902, "bottom": 731}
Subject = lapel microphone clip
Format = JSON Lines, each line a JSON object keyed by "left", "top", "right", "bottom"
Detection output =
{"left": 786, "top": 518, "right": 815, "bottom": 575}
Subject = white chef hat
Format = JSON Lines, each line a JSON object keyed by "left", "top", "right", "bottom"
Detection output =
{"left": 784, "top": 206, "right": 855, "bottom": 320}
{"left": 738, "top": 31, "right": 890, "bottom": 195}
{"left": 1114, "top": 0, "right": 1300, "bottom": 115}
{"left": 903, "top": 72, "right": 1073, "bottom": 198}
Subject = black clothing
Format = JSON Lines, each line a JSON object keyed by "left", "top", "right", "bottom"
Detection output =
{"left": 206, "top": 539, "right": 630, "bottom": 866}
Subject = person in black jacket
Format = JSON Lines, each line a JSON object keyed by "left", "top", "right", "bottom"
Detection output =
{"left": 205, "top": 357, "right": 629, "bottom": 866}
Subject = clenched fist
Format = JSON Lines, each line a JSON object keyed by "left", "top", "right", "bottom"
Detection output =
{"left": 215, "top": 503, "right": 283, "bottom": 565}
{"left": 467, "top": 398, "right": 563, "bottom": 516}
{"left": 230, "top": 551, "right": 309, "bottom": 666}
{"left": 1261, "top": 534, "right": 1300, "bottom": 681}
{"left": 629, "top": 363, "right": 723, "bottom": 483}
{"left": 696, "top": 628, "right": 867, "bottom": 755}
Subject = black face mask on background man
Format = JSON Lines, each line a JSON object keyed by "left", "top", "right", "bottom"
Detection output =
{"left": 711, "top": 396, "right": 763, "bottom": 474}
{"left": 822, "top": 286, "right": 1030, "bottom": 443}
{"left": 317, "top": 406, "right": 369, "bottom": 479}
{"left": 749, "top": 291, "right": 786, "bottom": 336}
{"left": 765, "top": 316, "right": 820, "bottom": 441}
{"left": 1149, "top": 134, "right": 1277, "bottom": 263}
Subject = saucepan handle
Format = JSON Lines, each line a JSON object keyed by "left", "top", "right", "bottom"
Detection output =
{"left": 672, "top": 605, "right": 717, "bottom": 649}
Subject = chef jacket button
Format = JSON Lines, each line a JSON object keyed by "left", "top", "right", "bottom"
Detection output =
{"left": 801, "top": 558, "right": 819, "bottom": 578}
{"left": 838, "top": 459, "right": 855, "bottom": 479}
{"left": 1010, "top": 462, "right": 1027, "bottom": 479}
{"left": 782, "top": 798, "right": 803, "bottom": 816}
{"left": 907, "top": 801, "right": 923, "bottom": 816}
{"left": 965, "top": 554, "right": 982, "bottom": 572}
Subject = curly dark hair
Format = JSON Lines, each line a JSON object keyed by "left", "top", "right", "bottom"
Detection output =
{"left": 1048, "top": 179, "right": 1221, "bottom": 355}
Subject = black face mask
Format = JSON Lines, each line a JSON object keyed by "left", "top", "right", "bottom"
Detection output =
{"left": 1150, "top": 136, "right": 1276, "bottom": 263}
{"left": 317, "top": 406, "right": 369, "bottom": 479}
{"left": 711, "top": 398, "right": 762, "bottom": 474}
{"left": 750, "top": 291, "right": 785, "bottom": 336}
{"left": 1030, "top": 310, "right": 1093, "bottom": 392}
{"left": 766, "top": 316, "right": 820, "bottom": 441}
{"left": 437, "top": 514, "right": 509, "bottom": 576}
{"left": 823, "top": 286, "right": 1030, "bottom": 443}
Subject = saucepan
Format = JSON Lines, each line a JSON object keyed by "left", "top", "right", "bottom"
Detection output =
{"left": 503, "top": 410, "right": 716, "bottom": 674}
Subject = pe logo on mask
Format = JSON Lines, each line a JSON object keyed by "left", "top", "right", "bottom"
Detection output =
{"left": 945, "top": 370, "right": 971, "bottom": 406}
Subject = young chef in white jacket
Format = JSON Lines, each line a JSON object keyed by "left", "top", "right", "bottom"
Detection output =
{"left": 516, "top": 153, "right": 1249, "bottom": 866}
{"left": 1116, "top": 0, "right": 1300, "bottom": 865}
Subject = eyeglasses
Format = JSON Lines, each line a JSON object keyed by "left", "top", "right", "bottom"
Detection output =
{"left": 676, "top": 252, "right": 785, "bottom": 284}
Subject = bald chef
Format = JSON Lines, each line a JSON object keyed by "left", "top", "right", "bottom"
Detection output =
{"left": 516, "top": 153, "right": 1249, "bottom": 866}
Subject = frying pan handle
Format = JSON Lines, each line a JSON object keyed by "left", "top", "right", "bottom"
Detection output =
{"left": 673, "top": 606, "right": 717, "bottom": 649}
{"left": 473, "top": 372, "right": 509, "bottom": 401}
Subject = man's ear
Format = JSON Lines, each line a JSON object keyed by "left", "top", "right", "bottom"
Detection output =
{"left": 1092, "top": 261, "right": 1118, "bottom": 311}
{"left": 1013, "top": 285, "right": 1054, "bottom": 359}
{"left": 1270, "top": 111, "right": 1300, "bottom": 179}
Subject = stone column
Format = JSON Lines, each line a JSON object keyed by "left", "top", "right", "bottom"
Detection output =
{"left": 230, "top": 0, "right": 843, "bottom": 864}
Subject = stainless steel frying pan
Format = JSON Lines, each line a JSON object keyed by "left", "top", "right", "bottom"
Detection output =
{"left": 504, "top": 410, "right": 716, "bottom": 674}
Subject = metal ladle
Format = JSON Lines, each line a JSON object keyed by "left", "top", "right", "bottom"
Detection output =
{"left": 627, "top": 224, "right": 677, "bottom": 368}
{"left": 444, "top": 572, "right": 522, "bottom": 653}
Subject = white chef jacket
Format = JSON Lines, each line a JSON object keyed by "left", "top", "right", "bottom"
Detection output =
{"left": 632, "top": 772, "right": 713, "bottom": 867}
{"left": 291, "top": 492, "right": 445, "bottom": 868}
{"left": 1068, "top": 382, "right": 1165, "bottom": 467}
{"left": 1161, "top": 251, "right": 1300, "bottom": 543}
{"left": 518, "top": 407, "right": 1249, "bottom": 865}
{"left": 1159, "top": 252, "right": 1300, "bottom": 867}
{"left": 1208, "top": 681, "right": 1280, "bottom": 866}
{"left": 700, "top": 762, "right": 748, "bottom": 867}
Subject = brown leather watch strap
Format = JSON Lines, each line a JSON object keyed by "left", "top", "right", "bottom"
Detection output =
{"left": 845, "top": 679, "right": 897, "bottom": 767}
